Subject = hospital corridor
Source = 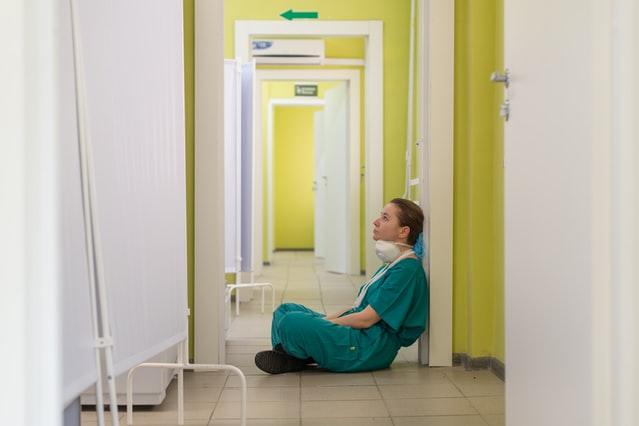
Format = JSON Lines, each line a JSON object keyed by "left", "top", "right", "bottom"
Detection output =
{"left": 82, "top": 252, "right": 504, "bottom": 425}
{"left": 3, "top": 0, "right": 639, "bottom": 426}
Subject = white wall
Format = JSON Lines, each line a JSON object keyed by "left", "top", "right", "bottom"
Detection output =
{"left": 0, "top": 1, "right": 62, "bottom": 424}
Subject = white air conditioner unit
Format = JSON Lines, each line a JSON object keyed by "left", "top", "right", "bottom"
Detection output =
{"left": 251, "top": 39, "right": 324, "bottom": 65}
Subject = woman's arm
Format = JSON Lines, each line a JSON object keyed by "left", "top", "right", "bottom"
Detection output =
{"left": 327, "top": 306, "right": 381, "bottom": 329}
{"left": 325, "top": 308, "right": 350, "bottom": 320}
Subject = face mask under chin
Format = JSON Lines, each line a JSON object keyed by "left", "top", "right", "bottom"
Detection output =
{"left": 374, "top": 240, "right": 412, "bottom": 263}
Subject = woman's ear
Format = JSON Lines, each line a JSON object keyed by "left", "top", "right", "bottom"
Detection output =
{"left": 399, "top": 226, "right": 411, "bottom": 240}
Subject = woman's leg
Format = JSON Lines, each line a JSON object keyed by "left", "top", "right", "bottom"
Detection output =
{"left": 279, "top": 316, "right": 403, "bottom": 372}
{"left": 260, "top": 309, "right": 401, "bottom": 373}
{"left": 276, "top": 311, "right": 361, "bottom": 372}
{"left": 271, "top": 303, "right": 324, "bottom": 349}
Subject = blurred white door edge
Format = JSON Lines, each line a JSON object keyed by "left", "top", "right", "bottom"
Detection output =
{"left": 504, "top": 0, "right": 639, "bottom": 425}
{"left": 0, "top": 1, "right": 62, "bottom": 425}
{"left": 322, "top": 82, "right": 351, "bottom": 274}
{"left": 314, "top": 110, "right": 327, "bottom": 258}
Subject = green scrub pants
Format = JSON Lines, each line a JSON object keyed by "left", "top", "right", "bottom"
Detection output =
{"left": 271, "top": 303, "right": 401, "bottom": 372}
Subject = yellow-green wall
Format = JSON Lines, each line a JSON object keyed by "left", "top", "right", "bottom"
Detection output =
{"left": 183, "top": 0, "right": 194, "bottom": 360}
{"left": 325, "top": 38, "right": 365, "bottom": 59}
{"left": 273, "top": 106, "right": 322, "bottom": 249}
{"left": 453, "top": 0, "right": 504, "bottom": 363}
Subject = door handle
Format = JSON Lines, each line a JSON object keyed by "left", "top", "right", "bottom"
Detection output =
{"left": 490, "top": 69, "right": 510, "bottom": 88}
{"left": 491, "top": 68, "right": 511, "bottom": 121}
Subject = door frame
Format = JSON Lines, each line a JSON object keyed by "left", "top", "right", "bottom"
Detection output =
{"left": 265, "top": 98, "right": 324, "bottom": 261}
{"left": 266, "top": 97, "right": 326, "bottom": 259}
{"left": 260, "top": 71, "right": 360, "bottom": 275}
{"left": 235, "top": 20, "right": 382, "bottom": 278}
{"left": 417, "top": 0, "right": 455, "bottom": 366}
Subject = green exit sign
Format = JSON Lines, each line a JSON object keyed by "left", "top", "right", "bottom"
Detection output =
{"left": 295, "top": 84, "right": 318, "bottom": 97}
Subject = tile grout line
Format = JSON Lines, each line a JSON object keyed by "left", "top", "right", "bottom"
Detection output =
{"left": 210, "top": 371, "right": 231, "bottom": 424}
{"left": 314, "top": 261, "right": 328, "bottom": 315}
{"left": 296, "top": 264, "right": 303, "bottom": 426}
{"left": 478, "top": 412, "right": 493, "bottom": 426}
{"left": 298, "top": 370, "right": 303, "bottom": 426}
{"left": 373, "top": 372, "right": 396, "bottom": 425}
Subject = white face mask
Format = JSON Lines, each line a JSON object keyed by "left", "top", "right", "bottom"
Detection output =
{"left": 375, "top": 240, "right": 412, "bottom": 263}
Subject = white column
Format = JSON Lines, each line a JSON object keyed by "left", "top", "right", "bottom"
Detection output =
{"left": 195, "top": 0, "right": 226, "bottom": 363}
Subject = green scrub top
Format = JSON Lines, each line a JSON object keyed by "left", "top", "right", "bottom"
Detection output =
{"left": 272, "top": 257, "right": 428, "bottom": 372}
{"left": 350, "top": 257, "right": 429, "bottom": 347}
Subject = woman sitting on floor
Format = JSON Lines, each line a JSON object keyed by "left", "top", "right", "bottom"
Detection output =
{"left": 255, "top": 198, "right": 429, "bottom": 374}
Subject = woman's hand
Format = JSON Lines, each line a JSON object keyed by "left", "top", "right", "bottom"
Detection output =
{"left": 327, "top": 306, "right": 381, "bottom": 329}
{"left": 325, "top": 308, "right": 349, "bottom": 320}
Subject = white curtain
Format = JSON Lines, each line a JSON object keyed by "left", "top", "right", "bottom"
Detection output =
{"left": 225, "top": 61, "right": 255, "bottom": 274}
{"left": 71, "top": 0, "right": 188, "bottom": 379}
{"left": 240, "top": 63, "right": 255, "bottom": 272}
{"left": 224, "top": 60, "right": 241, "bottom": 273}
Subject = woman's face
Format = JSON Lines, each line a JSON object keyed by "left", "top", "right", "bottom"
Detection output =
{"left": 372, "top": 203, "right": 410, "bottom": 242}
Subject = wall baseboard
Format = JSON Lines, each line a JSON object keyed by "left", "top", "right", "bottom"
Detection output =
{"left": 453, "top": 353, "right": 505, "bottom": 381}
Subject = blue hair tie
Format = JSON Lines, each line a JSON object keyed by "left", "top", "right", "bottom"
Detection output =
{"left": 413, "top": 232, "right": 425, "bottom": 259}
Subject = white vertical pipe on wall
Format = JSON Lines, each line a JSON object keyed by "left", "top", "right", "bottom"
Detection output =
{"left": 403, "top": 0, "right": 416, "bottom": 198}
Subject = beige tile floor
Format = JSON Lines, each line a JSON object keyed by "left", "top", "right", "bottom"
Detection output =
{"left": 82, "top": 251, "right": 504, "bottom": 426}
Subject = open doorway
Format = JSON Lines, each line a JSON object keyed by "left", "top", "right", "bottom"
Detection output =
{"left": 270, "top": 100, "right": 325, "bottom": 254}
{"left": 263, "top": 78, "right": 360, "bottom": 276}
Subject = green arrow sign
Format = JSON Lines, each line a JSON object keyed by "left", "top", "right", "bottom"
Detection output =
{"left": 280, "top": 9, "right": 319, "bottom": 21}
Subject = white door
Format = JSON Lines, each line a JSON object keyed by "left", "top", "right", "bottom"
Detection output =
{"left": 504, "top": 1, "right": 606, "bottom": 425}
{"left": 313, "top": 110, "right": 327, "bottom": 258}
{"left": 323, "top": 82, "right": 349, "bottom": 273}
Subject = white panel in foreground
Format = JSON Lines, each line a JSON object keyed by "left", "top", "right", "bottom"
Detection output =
{"left": 76, "top": 0, "right": 188, "bottom": 377}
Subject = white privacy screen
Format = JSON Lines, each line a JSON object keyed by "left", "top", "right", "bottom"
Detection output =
{"left": 60, "top": 0, "right": 98, "bottom": 405}
{"left": 240, "top": 63, "right": 255, "bottom": 272}
{"left": 76, "top": 0, "right": 187, "bottom": 377}
{"left": 224, "top": 60, "right": 240, "bottom": 273}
